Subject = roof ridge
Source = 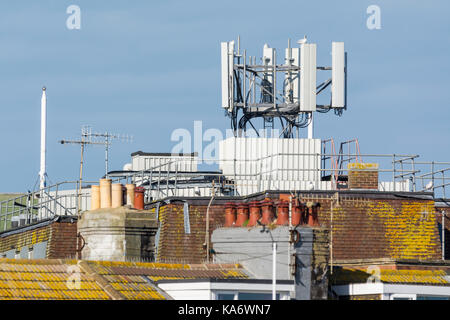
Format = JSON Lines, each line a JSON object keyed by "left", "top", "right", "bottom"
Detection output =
{"left": 0, "top": 258, "right": 63, "bottom": 265}
{"left": 78, "top": 260, "right": 125, "bottom": 300}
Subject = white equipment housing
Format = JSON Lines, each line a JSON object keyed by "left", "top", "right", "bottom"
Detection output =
{"left": 219, "top": 137, "right": 330, "bottom": 196}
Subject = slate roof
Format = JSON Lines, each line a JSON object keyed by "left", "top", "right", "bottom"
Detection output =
{"left": 0, "top": 258, "right": 249, "bottom": 300}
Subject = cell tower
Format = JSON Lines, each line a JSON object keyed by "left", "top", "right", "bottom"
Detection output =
{"left": 221, "top": 36, "right": 347, "bottom": 138}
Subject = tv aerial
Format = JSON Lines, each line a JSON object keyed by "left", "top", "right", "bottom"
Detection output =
{"left": 59, "top": 125, "right": 132, "bottom": 212}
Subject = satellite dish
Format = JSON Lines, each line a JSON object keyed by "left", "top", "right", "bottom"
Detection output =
{"left": 307, "top": 181, "right": 315, "bottom": 191}
{"left": 123, "top": 163, "right": 132, "bottom": 171}
{"left": 425, "top": 181, "right": 433, "bottom": 190}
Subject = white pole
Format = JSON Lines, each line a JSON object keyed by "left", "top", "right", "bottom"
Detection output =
{"left": 307, "top": 112, "right": 313, "bottom": 139}
{"left": 272, "top": 242, "right": 277, "bottom": 300}
{"left": 39, "top": 87, "right": 47, "bottom": 190}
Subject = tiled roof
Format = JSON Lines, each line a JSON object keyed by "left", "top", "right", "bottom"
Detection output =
{"left": 0, "top": 258, "right": 249, "bottom": 300}
{"left": 0, "top": 259, "right": 108, "bottom": 300}
{"left": 332, "top": 267, "right": 450, "bottom": 286}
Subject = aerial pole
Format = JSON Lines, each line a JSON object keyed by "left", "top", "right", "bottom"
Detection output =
{"left": 307, "top": 113, "right": 314, "bottom": 139}
{"left": 39, "top": 87, "right": 47, "bottom": 190}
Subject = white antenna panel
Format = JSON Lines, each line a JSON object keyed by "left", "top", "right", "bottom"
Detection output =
{"left": 263, "top": 44, "right": 275, "bottom": 65}
{"left": 221, "top": 41, "right": 235, "bottom": 111}
{"left": 332, "top": 42, "right": 345, "bottom": 108}
{"left": 263, "top": 44, "right": 275, "bottom": 85}
{"left": 284, "top": 47, "right": 300, "bottom": 104}
{"left": 300, "top": 43, "right": 317, "bottom": 112}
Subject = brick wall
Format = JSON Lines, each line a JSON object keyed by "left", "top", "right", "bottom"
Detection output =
{"left": 156, "top": 203, "right": 225, "bottom": 263}
{"left": 47, "top": 219, "right": 79, "bottom": 259}
{"left": 435, "top": 205, "right": 450, "bottom": 260}
{"left": 348, "top": 163, "right": 379, "bottom": 190}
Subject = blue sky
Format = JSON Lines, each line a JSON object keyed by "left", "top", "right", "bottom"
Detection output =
{"left": 0, "top": 1, "right": 449, "bottom": 192}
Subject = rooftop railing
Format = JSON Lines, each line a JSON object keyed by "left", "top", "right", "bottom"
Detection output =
{"left": 0, "top": 180, "right": 95, "bottom": 232}
{"left": 1, "top": 152, "right": 448, "bottom": 233}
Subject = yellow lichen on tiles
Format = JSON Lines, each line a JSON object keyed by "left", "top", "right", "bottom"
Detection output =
{"left": 120, "top": 290, "right": 164, "bottom": 300}
{"left": 334, "top": 267, "right": 449, "bottom": 285}
{"left": 220, "top": 270, "right": 248, "bottom": 278}
{"left": 148, "top": 276, "right": 194, "bottom": 281}
{"left": 0, "top": 228, "right": 51, "bottom": 254}
{"left": 367, "top": 201, "right": 439, "bottom": 260}
{"left": 379, "top": 269, "right": 448, "bottom": 284}
{"left": 90, "top": 254, "right": 190, "bottom": 270}
{"left": 348, "top": 163, "right": 379, "bottom": 170}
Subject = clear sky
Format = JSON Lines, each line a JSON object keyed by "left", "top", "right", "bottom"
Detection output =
{"left": 0, "top": 1, "right": 449, "bottom": 192}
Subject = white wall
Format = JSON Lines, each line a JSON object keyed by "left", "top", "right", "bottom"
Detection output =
{"left": 158, "top": 280, "right": 294, "bottom": 300}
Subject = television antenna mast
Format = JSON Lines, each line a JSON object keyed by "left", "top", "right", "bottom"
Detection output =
{"left": 59, "top": 126, "right": 106, "bottom": 214}
{"left": 59, "top": 125, "right": 132, "bottom": 213}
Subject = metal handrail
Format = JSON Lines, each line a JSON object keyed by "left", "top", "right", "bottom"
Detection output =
{"left": 0, "top": 180, "right": 96, "bottom": 232}
{"left": 2, "top": 151, "right": 448, "bottom": 232}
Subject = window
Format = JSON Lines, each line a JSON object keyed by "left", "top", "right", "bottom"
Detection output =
{"left": 390, "top": 294, "right": 415, "bottom": 300}
{"left": 417, "top": 295, "right": 450, "bottom": 300}
{"left": 238, "top": 292, "right": 280, "bottom": 300}
{"left": 217, "top": 293, "right": 235, "bottom": 300}
{"left": 215, "top": 291, "right": 284, "bottom": 300}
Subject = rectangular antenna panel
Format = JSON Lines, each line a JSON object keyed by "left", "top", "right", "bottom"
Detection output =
{"left": 300, "top": 43, "right": 316, "bottom": 112}
{"left": 263, "top": 45, "right": 275, "bottom": 84}
{"left": 221, "top": 41, "right": 235, "bottom": 111}
{"left": 332, "top": 42, "right": 345, "bottom": 108}
{"left": 284, "top": 48, "right": 300, "bottom": 105}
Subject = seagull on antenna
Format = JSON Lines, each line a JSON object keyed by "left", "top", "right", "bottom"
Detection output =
{"left": 297, "top": 35, "right": 307, "bottom": 45}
